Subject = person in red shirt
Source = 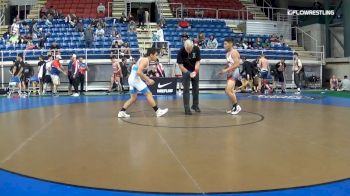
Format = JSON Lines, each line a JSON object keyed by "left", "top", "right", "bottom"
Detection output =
{"left": 50, "top": 56, "right": 67, "bottom": 96}
{"left": 107, "top": 56, "right": 123, "bottom": 94}
{"left": 78, "top": 57, "right": 88, "bottom": 95}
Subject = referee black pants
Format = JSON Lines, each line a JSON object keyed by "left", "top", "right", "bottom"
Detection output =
{"left": 182, "top": 72, "right": 199, "bottom": 110}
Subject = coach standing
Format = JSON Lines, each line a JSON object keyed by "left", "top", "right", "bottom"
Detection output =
{"left": 177, "top": 40, "right": 201, "bottom": 115}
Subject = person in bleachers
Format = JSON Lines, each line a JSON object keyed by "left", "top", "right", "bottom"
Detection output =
{"left": 95, "top": 25, "right": 105, "bottom": 38}
{"left": 181, "top": 32, "right": 189, "bottom": 43}
{"left": 121, "top": 43, "right": 131, "bottom": 59}
{"left": 65, "top": 14, "right": 77, "bottom": 27}
{"left": 137, "top": 6, "right": 145, "bottom": 29}
{"left": 111, "top": 41, "right": 121, "bottom": 58}
{"left": 153, "top": 24, "right": 167, "bottom": 56}
{"left": 9, "top": 34, "right": 20, "bottom": 45}
{"left": 206, "top": 35, "right": 218, "bottom": 49}
{"left": 330, "top": 75, "right": 339, "bottom": 91}
{"left": 197, "top": 32, "right": 206, "bottom": 48}
{"left": 97, "top": 3, "right": 106, "bottom": 14}
{"left": 25, "top": 41, "right": 38, "bottom": 50}
{"left": 195, "top": 6, "right": 204, "bottom": 18}
{"left": 75, "top": 20, "right": 84, "bottom": 35}
{"left": 38, "top": 33, "right": 47, "bottom": 49}
{"left": 120, "top": 12, "right": 128, "bottom": 23}
{"left": 128, "top": 19, "right": 137, "bottom": 32}
{"left": 50, "top": 40, "right": 61, "bottom": 56}
{"left": 84, "top": 25, "right": 94, "bottom": 48}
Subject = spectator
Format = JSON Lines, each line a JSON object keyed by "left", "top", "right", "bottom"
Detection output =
{"left": 9, "top": 34, "right": 20, "bottom": 45}
{"left": 45, "top": 17, "right": 52, "bottom": 27}
{"left": 110, "top": 41, "right": 121, "bottom": 58}
{"left": 195, "top": 6, "right": 204, "bottom": 18}
{"left": 97, "top": 18, "right": 106, "bottom": 29}
{"left": 95, "top": 25, "right": 105, "bottom": 38}
{"left": 11, "top": 19, "right": 20, "bottom": 35}
{"left": 50, "top": 40, "right": 60, "bottom": 56}
{"left": 153, "top": 24, "right": 167, "bottom": 56}
{"left": 38, "top": 33, "right": 47, "bottom": 49}
{"left": 121, "top": 42, "right": 131, "bottom": 59}
{"left": 159, "top": 17, "right": 166, "bottom": 28}
{"left": 181, "top": 32, "right": 189, "bottom": 43}
{"left": 2, "top": 28, "right": 10, "bottom": 40}
{"left": 25, "top": 41, "right": 37, "bottom": 50}
{"left": 120, "top": 12, "right": 128, "bottom": 23}
{"left": 128, "top": 18, "right": 136, "bottom": 32}
{"left": 84, "top": 25, "right": 94, "bottom": 48}
{"left": 78, "top": 57, "right": 88, "bottom": 95}
{"left": 97, "top": 3, "right": 106, "bottom": 14}
{"left": 330, "top": 75, "right": 339, "bottom": 91}
{"left": 21, "top": 62, "right": 34, "bottom": 92}
{"left": 206, "top": 35, "right": 218, "bottom": 49}
{"left": 155, "top": 60, "right": 165, "bottom": 77}
{"left": 197, "top": 32, "right": 206, "bottom": 48}
{"left": 137, "top": 6, "right": 145, "bottom": 28}
{"left": 340, "top": 75, "right": 350, "bottom": 91}
{"left": 75, "top": 20, "right": 84, "bottom": 34}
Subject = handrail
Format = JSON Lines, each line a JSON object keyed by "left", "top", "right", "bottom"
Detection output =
{"left": 0, "top": 0, "right": 8, "bottom": 26}
{"left": 107, "top": 1, "right": 113, "bottom": 18}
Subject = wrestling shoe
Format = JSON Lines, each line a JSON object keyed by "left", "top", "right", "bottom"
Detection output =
{"left": 118, "top": 111, "right": 130, "bottom": 118}
{"left": 191, "top": 106, "right": 201, "bottom": 113}
{"left": 231, "top": 105, "right": 242, "bottom": 115}
{"left": 156, "top": 108, "right": 168, "bottom": 117}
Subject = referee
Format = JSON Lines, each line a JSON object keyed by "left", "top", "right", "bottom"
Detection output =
{"left": 177, "top": 40, "right": 201, "bottom": 115}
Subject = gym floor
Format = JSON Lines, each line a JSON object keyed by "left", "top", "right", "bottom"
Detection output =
{"left": 0, "top": 92, "right": 350, "bottom": 195}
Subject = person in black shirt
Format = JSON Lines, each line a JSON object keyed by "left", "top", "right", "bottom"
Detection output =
{"left": 275, "top": 59, "right": 286, "bottom": 93}
{"left": 177, "top": 39, "right": 201, "bottom": 115}
{"left": 239, "top": 57, "right": 255, "bottom": 92}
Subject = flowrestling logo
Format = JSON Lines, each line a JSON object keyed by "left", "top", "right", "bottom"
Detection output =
{"left": 287, "top": 9, "right": 334, "bottom": 16}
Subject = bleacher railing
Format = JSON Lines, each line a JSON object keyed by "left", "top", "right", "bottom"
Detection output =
{"left": 0, "top": 0, "right": 8, "bottom": 26}
{"left": 291, "top": 26, "right": 323, "bottom": 57}
{"left": 1, "top": 47, "right": 324, "bottom": 89}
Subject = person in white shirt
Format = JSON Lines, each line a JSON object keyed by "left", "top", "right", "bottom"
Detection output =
{"left": 95, "top": 25, "right": 105, "bottom": 37}
{"left": 11, "top": 20, "right": 20, "bottom": 35}
{"left": 97, "top": 3, "right": 105, "bottom": 14}
{"left": 154, "top": 24, "right": 167, "bottom": 56}
{"left": 206, "top": 35, "right": 218, "bottom": 49}
{"left": 340, "top": 75, "right": 350, "bottom": 91}
{"left": 293, "top": 52, "right": 304, "bottom": 94}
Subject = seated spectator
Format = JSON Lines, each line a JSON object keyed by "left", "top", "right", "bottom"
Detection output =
{"left": 84, "top": 25, "right": 94, "bottom": 48}
{"left": 120, "top": 12, "right": 128, "bottom": 23}
{"left": 50, "top": 40, "right": 60, "bottom": 56}
{"left": 21, "top": 33, "right": 32, "bottom": 44}
{"left": 45, "top": 18, "right": 52, "bottom": 27}
{"left": 2, "top": 29, "right": 10, "bottom": 40}
{"left": 121, "top": 42, "right": 131, "bottom": 59}
{"left": 330, "top": 75, "right": 339, "bottom": 91}
{"left": 206, "top": 35, "right": 218, "bottom": 49}
{"left": 197, "top": 31, "right": 206, "bottom": 48}
{"left": 97, "top": 3, "right": 106, "bottom": 14}
{"left": 38, "top": 33, "right": 46, "bottom": 49}
{"left": 97, "top": 18, "right": 106, "bottom": 29}
{"left": 65, "top": 14, "right": 77, "bottom": 27}
{"left": 9, "top": 34, "right": 20, "bottom": 45}
{"left": 195, "top": 6, "right": 204, "bottom": 18}
{"left": 159, "top": 17, "right": 166, "bottom": 28}
{"left": 340, "top": 75, "right": 350, "bottom": 91}
{"left": 95, "top": 25, "right": 105, "bottom": 38}
{"left": 75, "top": 20, "right": 84, "bottom": 34}
{"left": 128, "top": 19, "right": 137, "bottom": 32}
{"left": 181, "top": 32, "right": 189, "bottom": 42}
{"left": 25, "top": 41, "right": 37, "bottom": 50}
{"left": 110, "top": 41, "right": 121, "bottom": 58}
